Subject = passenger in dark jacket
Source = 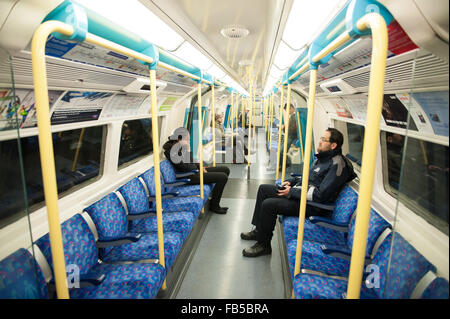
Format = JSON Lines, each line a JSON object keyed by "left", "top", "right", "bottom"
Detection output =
{"left": 162, "top": 127, "right": 230, "bottom": 214}
{"left": 241, "top": 128, "right": 356, "bottom": 257}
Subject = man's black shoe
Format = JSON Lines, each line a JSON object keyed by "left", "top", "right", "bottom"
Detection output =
{"left": 210, "top": 206, "right": 227, "bottom": 214}
{"left": 242, "top": 242, "right": 272, "bottom": 257}
{"left": 240, "top": 229, "right": 258, "bottom": 240}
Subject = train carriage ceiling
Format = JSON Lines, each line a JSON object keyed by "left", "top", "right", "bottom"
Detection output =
{"left": 140, "top": 0, "right": 293, "bottom": 96}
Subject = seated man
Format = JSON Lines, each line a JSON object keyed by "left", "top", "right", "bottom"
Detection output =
{"left": 241, "top": 128, "right": 356, "bottom": 257}
{"left": 163, "top": 127, "right": 230, "bottom": 214}
{"left": 214, "top": 113, "right": 248, "bottom": 163}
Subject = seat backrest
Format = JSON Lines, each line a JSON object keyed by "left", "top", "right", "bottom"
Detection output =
{"left": 160, "top": 159, "right": 177, "bottom": 183}
{"left": 118, "top": 177, "right": 150, "bottom": 214}
{"left": 330, "top": 185, "right": 358, "bottom": 224}
{"left": 35, "top": 214, "right": 98, "bottom": 276}
{"left": 139, "top": 167, "right": 166, "bottom": 197}
{"left": 421, "top": 277, "right": 449, "bottom": 299}
{"left": 347, "top": 209, "right": 391, "bottom": 256}
{"left": 84, "top": 193, "right": 128, "bottom": 239}
{"left": 0, "top": 248, "right": 49, "bottom": 299}
{"left": 372, "top": 233, "right": 436, "bottom": 299}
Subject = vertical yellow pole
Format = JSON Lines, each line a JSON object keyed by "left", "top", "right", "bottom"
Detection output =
{"left": 211, "top": 85, "right": 216, "bottom": 167}
{"left": 295, "top": 111, "right": 304, "bottom": 162}
{"left": 293, "top": 70, "right": 317, "bottom": 292}
{"left": 268, "top": 94, "right": 274, "bottom": 144}
{"left": 346, "top": 13, "right": 388, "bottom": 299}
{"left": 281, "top": 84, "right": 292, "bottom": 182}
{"left": 263, "top": 98, "right": 268, "bottom": 130}
{"left": 71, "top": 128, "right": 85, "bottom": 171}
{"left": 31, "top": 21, "right": 71, "bottom": 299}
{"left": 197, "top": 82, "right": 205, "bottom": 212}
{"left": 276, "top": 86, "right": 285, "bottom": 179}
{"left": 231, "top": 92, "right": 234, "bottom": 150}
{"left": 247, "top": 79, "right": 253, "bottom": 167}
{"left": 242, "top": 98, "right": 245, "bottom": 128}
{"left": 149, "top": 68, "right": 166, "bottom": 290}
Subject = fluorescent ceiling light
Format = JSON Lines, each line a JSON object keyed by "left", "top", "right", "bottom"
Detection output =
{"left": 273, "top": 40, "right": 299, "bottom": 70}
{"left": 173, "top": 42, "right": 214, "bottom": 71}
{"left": 282, "top": 0, "right": 348, "bottom": 50}
{"left": 74, "top": 0, "right": 184, "bottom": 51}
{"left": 206, "top": 64, "right": 226, "bottom": 80}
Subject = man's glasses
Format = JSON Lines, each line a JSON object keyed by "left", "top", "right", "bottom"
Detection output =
{"left": 320, "top": 137, "right": 332, "bottom": 143}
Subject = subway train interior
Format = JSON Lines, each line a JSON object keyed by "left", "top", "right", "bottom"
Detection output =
{"left": 0, "top": 0, "right": 448, "bottom": 303}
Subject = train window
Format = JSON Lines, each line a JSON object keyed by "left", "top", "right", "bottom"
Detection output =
{"left": 381, "top": 132, "right": 449, "bottom": 234}
{"left": 346, "top": 123, "right": 364, "bottom": 166}
{"left": 118, "top": 118, "right": 160, "bottom": 167}
{"left": 0, "top": 125, "right": 105, "bottom": 228}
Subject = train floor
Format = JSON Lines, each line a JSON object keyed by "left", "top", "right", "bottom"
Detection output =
{"left": 175, "top": 128, "right": 297, "bottom": 298}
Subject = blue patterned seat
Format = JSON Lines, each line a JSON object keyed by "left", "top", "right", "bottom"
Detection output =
{"left": 287, "top": 209, "right": 391, "bottom": 279}
{"left": 35, "top": 214, "right": 166, "bottom": 299}
{"left": 83, "top": 193, "right": 183, "bottom": 269}
{"left": 118, "top": 177, "right": 195, "bottom": 242}
{"left": 294, "top": 233, "right": 437, "bottom": 299}
{"left": 283, "top": 185, "right": 358, "bottom": 245}
{"left": 420, "top": 277, "right": 449, "bottom": 299}
{"left": 140, "top": 167, "right": 204, "bottom": 219}
{"left": 0, "top": 248, "right": 49, "bottom": 299}
{"left": 160, "top": 160, "right": 212, "bottom": 199}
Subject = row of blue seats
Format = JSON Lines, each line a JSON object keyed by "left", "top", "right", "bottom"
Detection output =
{"left": 280, "top": 184, "right": 449, "bottom": 299}
{"left": 0, "top": 160, "right": 212, "bottom": 299}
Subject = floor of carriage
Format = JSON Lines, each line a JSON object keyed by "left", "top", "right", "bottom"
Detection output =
{"left": 175, "top": 129, "right": 290, "bottom": 299}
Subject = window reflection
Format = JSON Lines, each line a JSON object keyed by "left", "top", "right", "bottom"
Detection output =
{"left": 383, "top": 132, "right": 449, "bottom": 234}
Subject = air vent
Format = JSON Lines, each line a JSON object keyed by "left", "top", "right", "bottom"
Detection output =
{"left": 220, "top": 25, "right": 250, "bottom": 39}
{"left": 342, "top": 54, "right": 449, "bottom": 90}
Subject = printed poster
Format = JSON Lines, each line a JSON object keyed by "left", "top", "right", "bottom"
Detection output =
{"left": 51, "top": 91, "right": 113, "bottom": 125}
{"left": 331, "top": 98, "right": 353, "bottom": 119}
{"left": 159, "top": 96, "right": 179, "bottom": 112}
{"left": 0, "top": 89, "right": 63, "bottom": 130}
{"left": 395, "top": 93, "right": 434, "bottom": 135}
{"left": 411, "top": 91, "right": 449, "bottom": 137}
{"left": 382, "top": 94, "right": 417, "bottom": 130}
{"left": 100, "top": 94, "right": 148, "bottom": 119}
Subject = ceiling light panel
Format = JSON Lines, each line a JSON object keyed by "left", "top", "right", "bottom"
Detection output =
{"left": 75, "top": 0, "right": 185, "bottom": 51}
{"left": 282, "top": 0, "right": 348, "bottom": 50}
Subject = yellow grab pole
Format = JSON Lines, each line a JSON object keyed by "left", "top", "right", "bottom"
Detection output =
{"left": 276, "top": 86, "right": 285, "bottom": 179}
{"left": 31, "top": 21, "right": 73, "bottom": 299}
{"left": 281, "top": 84, "right": 292, "bottom": 182}
{"left": 268, "top": 94, "right": 274, "bottom": 145}
{"left": 71, "top": 128, "right": 85, "bottom": 171}
{"left": 293, "top": 70, "right": 318, "bottom": 290}
{"left": 264, "top": 98, "right": 268, "bottom": 130}
{"left": 231, "top": 92, "right": 234, "bottom": 150}
{"left": 248, "top": 81, "right": 253, "bottom": 167}
{"left": 295, "top": 110, "right": 304, "bottom": 162}
{"left": 211, "top": 85, "right": 216, "bottom": 167}
{"left": 197, "top": 82, "right": 205, "bottom": 212}
{"left": 346, "top": 13, "right": 388, "bottom": 299}
{"left": 149, "top": 68, "right": 166, "bottom": 289}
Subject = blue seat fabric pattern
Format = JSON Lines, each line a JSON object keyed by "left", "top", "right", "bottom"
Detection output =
{"left": 83, "top": 193, "right": 183, "bottom": 269}
{"left": 35, "top": 214, "right": 166, "bottom": 299}
{"left": 0, "top": 248, "right": 48, "bottom": 299}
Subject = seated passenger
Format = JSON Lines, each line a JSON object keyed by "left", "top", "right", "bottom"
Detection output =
{"left": 162, "top": 127, "right": 230, "bottom": 214}
{"left": 214, "top": 113, "right": 248, "bottom": 163}
{"left": 241, "top": 128, "right": 356, "bottom": 257}
{"left": 278, "top": 103, "right": 298, "bottom": 169}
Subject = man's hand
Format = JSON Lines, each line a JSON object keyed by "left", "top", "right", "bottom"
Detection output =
{"left": 277, "top": 182, "right": 291, "bottom": 197}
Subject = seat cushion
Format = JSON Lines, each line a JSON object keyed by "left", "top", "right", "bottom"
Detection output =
{"left": 282, "top": 216, "right": 346, "bottom": 246}
{"left": 101, "top": 232, "right": 183, "bottom": 270}
{"left": 130, "top": 211, "right": 195, "bottom": 242}
{"left": 0, "top": 248, "right": 48, "bottom": 299}
{"left": 287, "top": 240, "right": 350, "bottom": 280}
{"left": 69, "top": 262, "right": 165, "bottom": 299}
